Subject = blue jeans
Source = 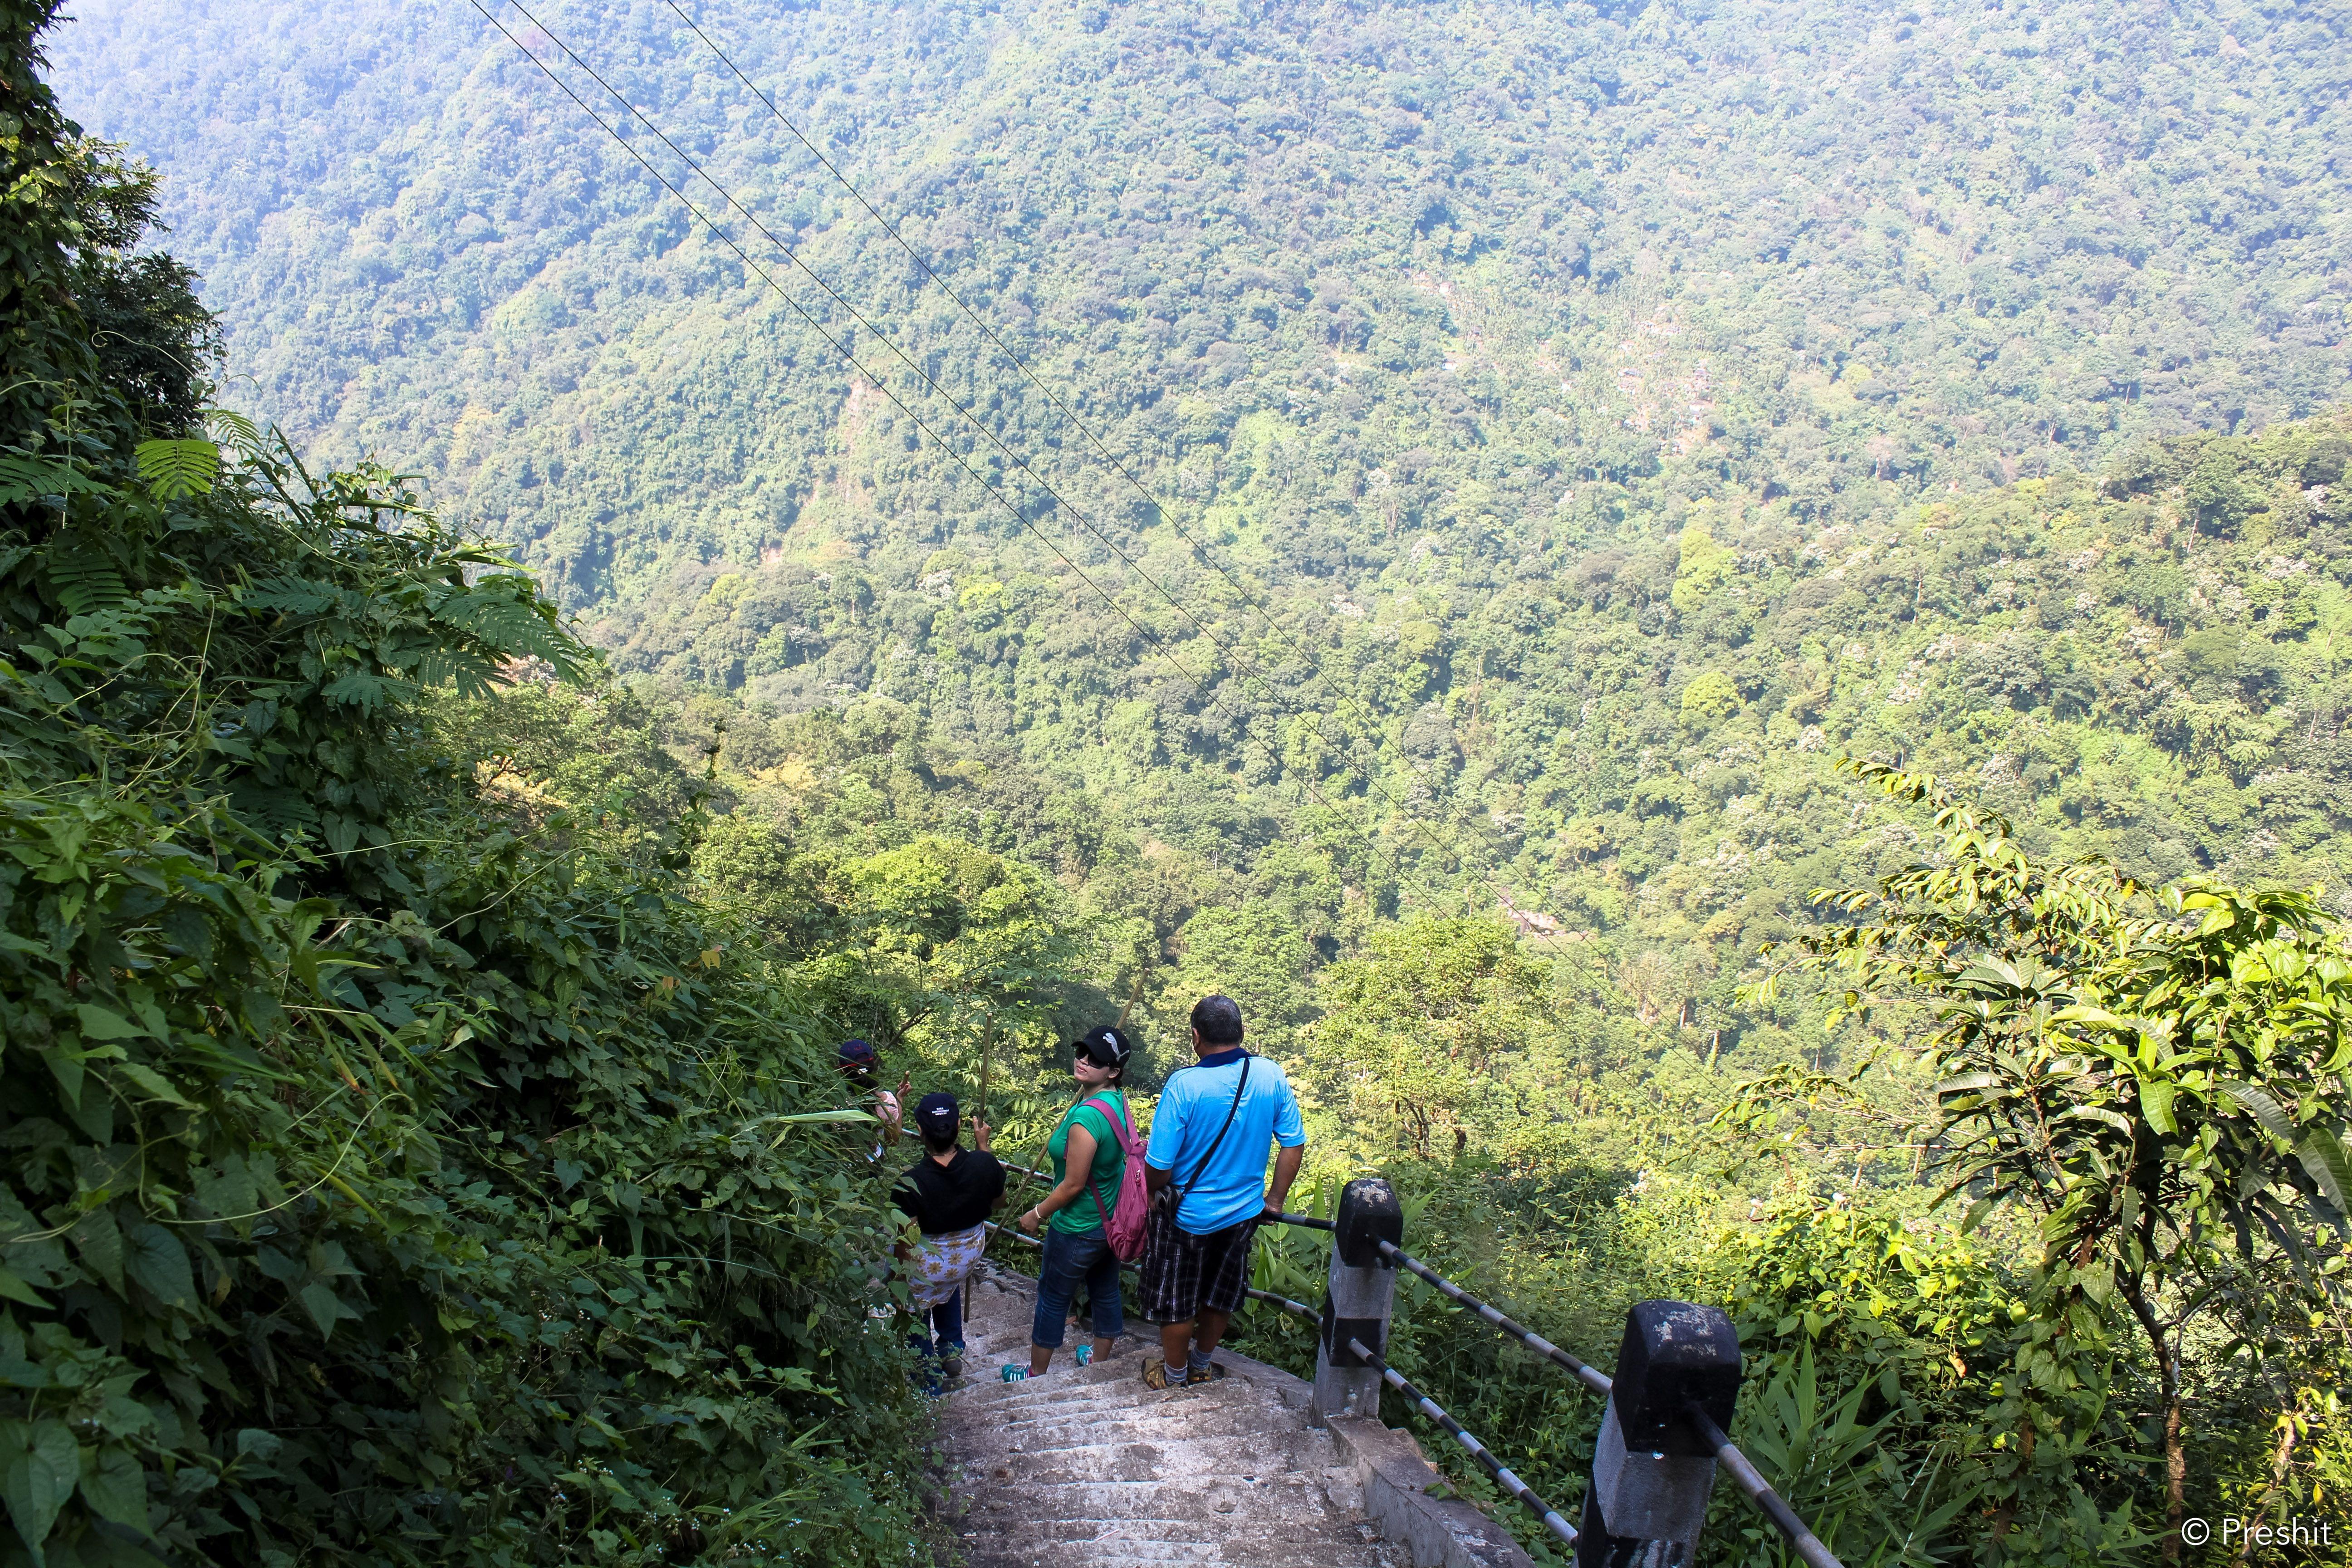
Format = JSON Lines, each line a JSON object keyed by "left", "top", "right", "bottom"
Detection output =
{"left": 1033, "top": 1227, "right": 1123, "bottom": 1349}
{"left": 907, "top": 1289, "right": 965, "bottom": 1392}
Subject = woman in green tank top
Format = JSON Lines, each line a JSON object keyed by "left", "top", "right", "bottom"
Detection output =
{"left": 1012, "top": 1026, "right": 1132, "bottom": 1377}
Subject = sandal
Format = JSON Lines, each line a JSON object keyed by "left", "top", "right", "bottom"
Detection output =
{"left": 1141, "top": 1356, "right": 1171, "bottom": 1390}
{"left": 1184, "top": 1361, "right": 1228, "bottom": 1387}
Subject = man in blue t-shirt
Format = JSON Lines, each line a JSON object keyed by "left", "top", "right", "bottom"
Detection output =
{"left": 1137, "top": 994, "right": 1306, "bottom": 1388}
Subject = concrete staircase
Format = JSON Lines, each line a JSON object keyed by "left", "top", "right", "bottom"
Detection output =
{"left": 930, "top": 1263, "right": 1530, "bottom": 1568}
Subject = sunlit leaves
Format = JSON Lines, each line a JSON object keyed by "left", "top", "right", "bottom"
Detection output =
{"left": 132, "top": 436, "right": 218, "bottom": 499}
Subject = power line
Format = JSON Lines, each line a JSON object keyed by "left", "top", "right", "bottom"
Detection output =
{"left": 480, "top": 1, "right": 1576, "bottom": 954}
{"left": 467, "top": 0, "right": 1417, "bottom": 901}
{"left": 655, "top": 0, "right": 1583, "bottom": 942}
{"left": 509, "top": 0, "right": 1450, "bottom": 871}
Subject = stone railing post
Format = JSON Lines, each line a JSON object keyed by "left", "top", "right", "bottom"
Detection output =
{"left": 1308, "top": 1176, "right": 1403, "bottom": 1428}
{"left": 1577, "top": 1300, "right": 1743, "bottom": 1568}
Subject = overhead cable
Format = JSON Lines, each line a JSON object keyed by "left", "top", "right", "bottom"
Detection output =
{"left": 469, "top": 0, "right": 1417, "bottom": 896}
{"left": 653, "top": 0, "right": 1588, "bottom": 955}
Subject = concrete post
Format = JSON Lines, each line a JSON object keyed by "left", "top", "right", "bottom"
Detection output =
{"left": 1576, "top": 1300, "right": 1743, "bottom": 1568}
{"left": 1308, "top": 1176, "right": 1403, "bottom": 1428}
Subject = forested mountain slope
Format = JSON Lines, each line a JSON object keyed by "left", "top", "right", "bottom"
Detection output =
{"left": 48, "top": 0, "right": 2351, "bottom": 610}
{"left": 43, "top": 0, "right": 2352, "bottom": 1022}
{"left": 612, "top": 414, "right": 2352, "bottom": 1070}
{"left": 26, "top": 4, "right": 2352, "bottom": 1556}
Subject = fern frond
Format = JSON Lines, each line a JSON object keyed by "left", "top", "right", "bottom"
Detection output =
{"left": 44, "top": 536, "right": 131, "bottom": 616}
{"left": 436, "top": 577, "right": 593, "bottom": 680}
{"left": 241, "top": 576, "right": 343, "bottom": 615}
{"left": 202, "top": 407, "right": 267, "bottom": 461}
{"left": 227, "top": 784, "right": 318, "bottom": 835}
{"left": 135, "top": 437, "right": 222, "bottom": 501}
{"left": 0, "top": 456, "right": 114, "bottom": 507}
{"left": 413, "top": 648, "right": 502, "bottom": 699}
{"left": 323, "top": 671, "right": 402, "bottom": 710}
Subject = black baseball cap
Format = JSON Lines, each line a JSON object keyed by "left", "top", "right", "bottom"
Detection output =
{"left": 914, "top": 1092, "right": 960, "bottom": 1140}
{"left": 1074, "top": 1026, "right": 1133, "bottom": 1069}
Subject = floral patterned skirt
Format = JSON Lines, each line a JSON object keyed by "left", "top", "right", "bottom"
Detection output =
{"left": 907, "top": 1223, "right": 987, "bottom": 1310}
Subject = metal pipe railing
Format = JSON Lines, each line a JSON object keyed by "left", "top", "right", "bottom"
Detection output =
{"left": 1687, "top": 1403, "right": 1841, "bottom": 1568}
{"left": 964, "top": 1191, "right": 1835, "bottom": 1566}
{"left": 1344, "top": 1334, "right": 1579, "bottom": 1549}
{"left": 1268, "top": 1216, "right": 1840, "bottom": 1568}
{"left": 1236, "top": 1271, "right": 1576, "bottom": 1548}
{"left": 1373, "top": 1237, "right": 1611, "bottom": 1396}
{"left": 1248, "top": 1286, "right": 1317, "bottom": 1318}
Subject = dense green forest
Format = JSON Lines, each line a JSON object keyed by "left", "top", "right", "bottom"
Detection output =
{"left": 16, "top": 0, "right": 2352, "bottom": 1564}
{"left": 42, "top": 0, "right": 2352, "bottom": 990}
{"left": 0, "top": 7, "right": 931, "bottom": 1563}
{"left": 48, "top": 0, "right": 2352, "bottom": 611}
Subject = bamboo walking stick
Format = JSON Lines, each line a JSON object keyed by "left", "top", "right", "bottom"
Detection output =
{"left": 975, "top": 1009, "right": 994, "bottom": 1131}
{"left": 969, "top": 1010, "right": 992, "bottom": 1323}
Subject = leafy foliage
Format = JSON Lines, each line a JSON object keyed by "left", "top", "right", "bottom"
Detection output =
{"left": 1758, "top": 761, "right": 2352, "bottom": 1556}
{"left": 0, "top": 14, "right": 926, "bottom": 1563}
{"left": 48, "top": 0, "right": 2352, "bottom": 608}
{"left": 32, "top": 1, "right": 2352, "bottom": 1560}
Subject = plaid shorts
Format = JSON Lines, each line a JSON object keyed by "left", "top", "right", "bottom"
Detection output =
{"left": 1139, "top": 1200, "right": 1259, "bottom": 1323}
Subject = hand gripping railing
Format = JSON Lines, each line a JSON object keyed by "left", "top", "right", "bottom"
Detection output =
{"left": 1271, "top": 1182, "right": 1846, "bottom": 1568}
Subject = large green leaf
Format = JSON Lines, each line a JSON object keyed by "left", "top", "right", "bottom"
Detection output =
{"left": 0, "top": 1418, "right": 78, "bottom": 1565}
{"left": 132, "top": 436, "right": 220, "bottom": 500}
{"left": 2294, "top": 1126, "right": 2352, "bottom": 1219}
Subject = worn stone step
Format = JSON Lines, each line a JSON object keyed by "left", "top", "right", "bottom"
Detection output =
{"left": 948, "top": 1407, "right": 1324, "bottom": 1465}
{"left": 965, "top": 1543, "right": 1392, "bottom": 1568}
{"left": 950, "top": 1380, "right": 1294, "bottom": 1433}
{"left": 969, "top": 1382, "right": 1308, "bottom": 1429}
{"left": 991, "top": 1422, "right": 1334, "bottom": 1469}
{"left": 948, "top": 1475, "right": 1361, "bottom": 1527}
{"left": 926, "top": 1262, "right": 1498, "bottom": 1568}
{"left": 955, "top": 1523, "right": 1392, "bottom": 1568}
{"left": 951, "top": 1432, "right": 1341, "bottom": 1490}
{"left": 965, "top": 1547, "right": 1391, "bottom": 1568}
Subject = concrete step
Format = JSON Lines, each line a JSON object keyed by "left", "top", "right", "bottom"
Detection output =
{"left": 925, "top": 1262, "right": 1476, "bottom": 1568}
{"left": 965, "top": 1546, "right": 1390, "bottom": 1568}
{"left": 949, "top": 1405, "right": 1322, "bottom": 1461}
{"left": 949, "top": 1430, "right": 1342, "bottom": 1488}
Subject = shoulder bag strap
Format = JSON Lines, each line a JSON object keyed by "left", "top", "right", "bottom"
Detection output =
{"left": 1173, "top": 1056, "right": 1251, "bottom": 1205}
{"left": 1075, "top": 1095, "right": 1124, "bottom": 1230}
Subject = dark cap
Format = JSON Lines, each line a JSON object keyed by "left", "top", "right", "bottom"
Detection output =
{"left": 837, "top": 1038, "right": 879, "bottom": 1073}
{"left": 914, "top": 1091, "right": 960, "bottom": 1140}
{"left": 1074, "top": 1025, "right": 1133, "bottom": 1069}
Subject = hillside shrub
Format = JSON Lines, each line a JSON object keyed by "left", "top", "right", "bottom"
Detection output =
{"left": 1, "top": 15, "right": 920, "bottom": 1561}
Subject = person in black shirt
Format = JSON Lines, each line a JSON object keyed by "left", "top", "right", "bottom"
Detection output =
{"left": 891, "top": 1092, "right": 1006, "bottom": 1387}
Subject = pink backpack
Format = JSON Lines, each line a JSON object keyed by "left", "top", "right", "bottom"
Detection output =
{"left": 1080, "top": 1095, "right": 1148, "bottom": 1262}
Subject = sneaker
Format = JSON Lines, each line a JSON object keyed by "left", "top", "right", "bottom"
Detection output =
{"left": 1141, "top": 1356, "right": 1171, "bottom": 1390}
{"left": 1183, "top": 1361, "right": 1228, "bottom": 1387}
{"left": 940, "top": 1354, "right": 964, "bottom": 1380}
{"left": 1073, "top": 1345, "right": 1093, "bottom": 1368}
{"left": 1000, "top": 1365, "right": 1029, "bottom": 1383}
